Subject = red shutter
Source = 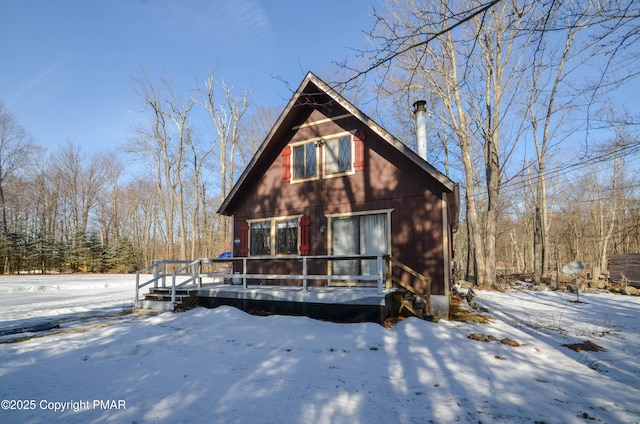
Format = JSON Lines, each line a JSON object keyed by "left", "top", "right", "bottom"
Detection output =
{"left": 299, "top": 216, "right": 310, "bottom": 255}
{"left": 282, "top": 146, "right": 291, "bottom": 182}
{"left": 239, "top": 222, "right": 249, "bottom": 257}
{"left": 354, "top": 130, "right": 366, "bottom": 171}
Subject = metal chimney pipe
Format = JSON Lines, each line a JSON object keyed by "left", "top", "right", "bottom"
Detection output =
{"left": 413, "top": 100, "right": 427, "bottom": 161}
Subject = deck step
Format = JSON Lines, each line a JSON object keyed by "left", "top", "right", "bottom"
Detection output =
{"left": 135, "top": 300, "right": 176, "bottom": 312}
{"left": 136, "top": 287, "right": 200, "bottom": 313}
{"left": 148, "top": 288, "right": 194, "bottom": 295}
{"left": 144, "top": 294, "right": 193, "bottom": 301}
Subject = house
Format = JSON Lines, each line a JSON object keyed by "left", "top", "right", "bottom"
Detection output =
{"left": 216, "top": 72, "right": 459, "bottom": 319}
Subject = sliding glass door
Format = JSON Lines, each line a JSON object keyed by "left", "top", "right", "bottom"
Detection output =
{"left": 330, "top": 213, "right": 389, "bottom": 278}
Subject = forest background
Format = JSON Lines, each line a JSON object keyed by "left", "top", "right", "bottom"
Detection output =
{"left": 0, "top": 0, "right": 639, "bottom": 287}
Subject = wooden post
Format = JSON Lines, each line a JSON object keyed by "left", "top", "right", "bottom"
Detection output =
{"left": 171, "top": 271, "right": 176, "bottom": 304}
{"left": 385, "top": 257, "right": 392, "bottom": 291}
{"left": 303, "top": 257, "right": 308, "bottom": 291}
{"left": 193, "top": 260, "right": 199, "bottom": 288}
{"left": 377, "top": 254, "right": 384, "bottom": 293}
{"left": 154, "top": 261, "right": 160, "bottom": 288}
{"left": 242, "top": 258, "right": 247, "bottom": 288}
{"left": 135, "top": 271, "right": 140, "bottom": 302}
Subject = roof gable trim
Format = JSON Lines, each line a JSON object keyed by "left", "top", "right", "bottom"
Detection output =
{"left": 292, "top": 113, "right": 352, "bottom": 130}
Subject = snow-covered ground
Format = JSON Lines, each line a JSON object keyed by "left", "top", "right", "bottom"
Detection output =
{"left": 0, "top": 275, "right": 135, "bottom": 332}
{"left": 0, "top": 275, "right": 639, "bottom": 423}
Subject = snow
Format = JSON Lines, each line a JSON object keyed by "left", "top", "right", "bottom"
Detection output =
{"left": 0, "top": 275, "right": 135, "bottom": 331}
{"left": 0, "top": 275, "right": 639, "bottom": 423}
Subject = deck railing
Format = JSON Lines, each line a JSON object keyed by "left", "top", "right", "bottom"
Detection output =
{"left": 135, "top": 260, "right": 189, "bottom": 302}
{"left": 135, "top": 254, "right": 432, "bottom": 314}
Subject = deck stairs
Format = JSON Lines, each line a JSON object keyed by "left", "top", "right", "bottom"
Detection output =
{"left": 136, "top": 287, "right": 199, "bottom": 313}
{"left": 386, "top": 256, "right": 434, "bottom": 321}
{"left": 391, "top": 289, "right": 433, "bottom": 321}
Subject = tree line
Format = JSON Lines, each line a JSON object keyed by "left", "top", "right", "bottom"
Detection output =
{"left": 0, "top": 70, "right": 275, "bottom": 274}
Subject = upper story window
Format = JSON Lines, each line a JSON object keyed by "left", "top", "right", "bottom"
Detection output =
{"left": 293, "top": 142, "right": 317, "bottom": 180}
{"left": 324, "top": 135, "right": 352, "bottom": 176}
{"left": 288, "top": 132, "right": 357, "bottom": 182}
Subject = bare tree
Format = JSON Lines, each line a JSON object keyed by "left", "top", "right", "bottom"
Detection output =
{"left": 240, "top": 105, "right": 279, "bottom": 164}
{"left": 197, "top": 70, "right": 250, "bottom": 248}
{"left": 119, "top": 177, "right": 163, "bottom": 267}
{"left": 525, "top": 1, "right": 586, "bottom": 282}
{"left": 24, "top": 146, "right": 58, "bottom": 272}
{"left": 53, "top": 141, "right": 105, "bottom": 236}
{"left": 337, "top": 0, "right": 640, "bottom": 286}
{"left": 130, "top": 74, "right": 175, "bottom": 258}
{"left": 590, "top": 132, "right": 635, "bottom": 276}
{"left": 51, "top": 141, "right": 106, "bottom": 270}
{"left": 0, "top": 102, "right": 35, "bottom": 272}
{"left": 131, "top": 72, "right": 196, "bottom": 259}
{"left": 95, "top": 150, "right": 124, "bottom": 247}
{"left": 166, "top": 93, "right": 195, "bottom": 260}
{"left": 360, "top": 0, "right": 528, "bottom": 286}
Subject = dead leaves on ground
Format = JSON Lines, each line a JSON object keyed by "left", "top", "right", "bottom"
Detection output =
{"left": 468, "top": 332, "right": 526, "bottom": 347}
{"left": 450, "top": 303, "right": 493, "bottom": 324}
{"left": 562, "top": 340, "right": 606, "bottom": 352}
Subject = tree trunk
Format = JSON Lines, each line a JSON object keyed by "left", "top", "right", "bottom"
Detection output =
{"left": 461, "top": 141, "right": 485, "bottom": 285}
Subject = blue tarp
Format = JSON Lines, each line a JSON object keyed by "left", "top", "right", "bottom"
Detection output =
{"left": 218, "top": 251, "right": 232, "bottom": 259}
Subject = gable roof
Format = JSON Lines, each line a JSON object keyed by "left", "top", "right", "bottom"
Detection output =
{"left": 218, "top": 71, "right": 457, "bottom": 215}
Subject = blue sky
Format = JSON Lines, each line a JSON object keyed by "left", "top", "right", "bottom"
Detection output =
{"left": 0, "top": 0, "right": 378, "bottom": 154}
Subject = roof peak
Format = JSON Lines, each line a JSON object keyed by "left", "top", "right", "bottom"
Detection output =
{"left": 218, "top": 71, "right": 457, "bottom": 215}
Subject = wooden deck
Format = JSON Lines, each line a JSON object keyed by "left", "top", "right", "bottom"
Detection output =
{"left": 134, "top": 255, "right": 435, "bottom": 323}
{"left": 197, "top": 283, "right": 391, "bottom": 323}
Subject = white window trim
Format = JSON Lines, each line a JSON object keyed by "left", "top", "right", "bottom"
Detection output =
{"left": 289, "top": 130, "right": 356, "bottom": 184}
{"left": 247, "top": 215, "right": 303, "bottom": 256}
{"left": 291, "top": 114, "right": 351, "bottom": 130}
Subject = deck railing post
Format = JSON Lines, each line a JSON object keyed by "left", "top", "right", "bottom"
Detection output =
{"left": 302, "top": 257, "right": 308, "bottom": 291}
{"left": 242, "top": 258, "right": 247, "bottom": 288}
{"left": 385, "top": 257, "right": 392, "bottom": 291}
{"left": 153, "top": 261, "right": 160, "bottom": 289}
{"left": 135, "top": 271, "right": 140, "bottom": 302}
{"left": 171, "top": 271, "right": 177, "bottom": 304}
{"left": 377, "top": 254, "right": 384, "bottom": 293}
{"left": 193, "top": 260, "right": 199, "bottom": 288}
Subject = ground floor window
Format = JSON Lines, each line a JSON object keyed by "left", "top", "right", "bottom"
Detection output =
{"left": 249, "top": 221, "right": 271, "bottom": 255}
{"left": 276, "top": 219, "right": 298, "bottom": 254}
{"left": 248, "top": 216, "right": 301, "bottom": 256}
